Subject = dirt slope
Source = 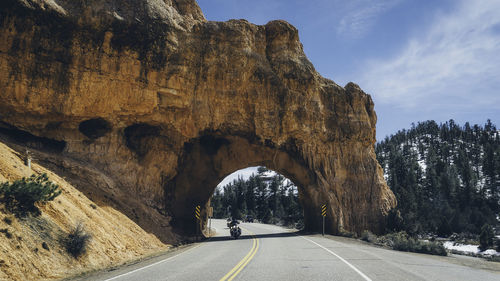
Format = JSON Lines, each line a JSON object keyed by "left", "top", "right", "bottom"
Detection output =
{"left": 0, "top": 141, "right": 168, "bottom": 281}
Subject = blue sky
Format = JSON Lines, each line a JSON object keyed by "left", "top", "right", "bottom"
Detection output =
{"left": 198, "top": 0, "right": 500, "bottom": 140}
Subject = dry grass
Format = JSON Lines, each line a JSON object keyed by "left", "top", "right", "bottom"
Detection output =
{"left": 0, "top": 141, "right": 169, "bottom": 280}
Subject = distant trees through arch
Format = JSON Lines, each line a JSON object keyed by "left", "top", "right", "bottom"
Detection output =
{"left": 211, "top": 166, "right": 304, "bottom": 228}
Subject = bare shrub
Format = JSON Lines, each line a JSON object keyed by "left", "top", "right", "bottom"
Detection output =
{"left": 64, "top": 222, "right": 91, "bottom": 258}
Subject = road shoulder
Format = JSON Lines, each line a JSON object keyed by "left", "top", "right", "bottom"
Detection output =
{"left": 64, "top": 242, "right": 203, "bottom": 281}
{"left": 309, "top": 233, "right": 500, "bottom": 273}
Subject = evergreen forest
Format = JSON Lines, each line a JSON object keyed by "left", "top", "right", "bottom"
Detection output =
{"left": 376, "top": 120, "right": 500, "bottom": 236}
{"left": 211, "top": 166, "right": 303, "bottom": 227}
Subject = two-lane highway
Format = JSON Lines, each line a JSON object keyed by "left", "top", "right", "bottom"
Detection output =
{"left": 81, "top": 219, "right": 500, "bottom": 281}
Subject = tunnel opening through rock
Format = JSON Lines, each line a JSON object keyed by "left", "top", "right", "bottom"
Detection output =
{"left": 165, "top": 133, "right": 334, "bottom": 237}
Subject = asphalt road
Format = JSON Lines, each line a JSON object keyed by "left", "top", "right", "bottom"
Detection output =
{"left": 84, "top": 219, "right": 500, "bottom": 281}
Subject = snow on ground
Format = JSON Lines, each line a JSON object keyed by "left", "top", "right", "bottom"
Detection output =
{"left": 443, "top": 242, "right": 480, "bottom": 254}
{"left": 483, "top": 249, "right": 499, "bottom": 256}
{"left": 443, "top": 241, "right": 500, "bottom": 256}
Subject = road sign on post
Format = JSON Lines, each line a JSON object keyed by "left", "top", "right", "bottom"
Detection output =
{"left": 195, "top": 205, "right": 201, "bottom": 220}
{"left": 195, "top": 205, "right": 201, "bottom": 239}
{"left": 321, "top": 204, "right": 326, "bottom": 236}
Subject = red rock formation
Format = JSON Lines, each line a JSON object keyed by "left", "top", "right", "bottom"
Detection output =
{"left": 0, "top": 0, "right": 396, "bottom": 241}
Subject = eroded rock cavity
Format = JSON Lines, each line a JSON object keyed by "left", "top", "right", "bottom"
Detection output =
{"left": 0, "top": 0, "right": 396, "bottom": 241}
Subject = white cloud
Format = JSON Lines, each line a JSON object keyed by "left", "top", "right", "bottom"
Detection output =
{"left": 360, "top": 0, "right": 500, "bottom": 110}
{"left": 337, "top": 0, "right": 400, "bottom": 38}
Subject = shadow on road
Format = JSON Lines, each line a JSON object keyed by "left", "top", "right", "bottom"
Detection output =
{"left": 205, "top": 231, "right": 299, "bottom": 242}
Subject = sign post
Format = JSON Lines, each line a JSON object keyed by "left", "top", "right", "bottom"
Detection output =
{"left": 208, "top": 207, "right": 213, "bottom": 236}
{"left": 195, "top": 205, "right": 201, "bottom": 240}
{"left": 321, "top": 204, "right": 327, "bottom": 236}
{"left": 25, "top": 149, "right": 32, "bottom": 170}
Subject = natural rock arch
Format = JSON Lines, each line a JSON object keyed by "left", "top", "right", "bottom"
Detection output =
{"left": 0, "top": 0, "right": 396, "bottom": 242}
{"left": 167, "top": 134, "right": 318, "bottom": 235}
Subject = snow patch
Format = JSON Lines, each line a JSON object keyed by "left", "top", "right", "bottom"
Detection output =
{"left": 443, "top": 242, "right": 480, "bottom": 254}
{"left": 483, "top": 249, "right": 498, "bottom": 256}
{"left": 443, "top": 241, "right": 500, "bottom": 256}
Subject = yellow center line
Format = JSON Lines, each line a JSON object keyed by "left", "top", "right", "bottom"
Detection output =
{"left": 219, "top": 228, "right": 259, "bottom": 281}
{"left": 219, "top": 238, "right": 256, "bottom": 280}
{"left": 227, "top": 238, "right": 259, "bottom": 281}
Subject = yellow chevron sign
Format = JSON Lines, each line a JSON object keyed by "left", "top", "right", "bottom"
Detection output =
{"left": 195, "top": 205, "right": 201, "bottom": 220}
{"left": 321, "top": 204, "right": 327, "bottom": 217}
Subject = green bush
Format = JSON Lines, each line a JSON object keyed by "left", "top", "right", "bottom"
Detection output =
{"left": 486, "top": 255, "right": 500, "bottom": 262}
{"left": 361, "top": 230, "right": 377, "bottom": 243}
{"left": 449, "top": 232, "right": 479, "bottom": 245}
{"left": 375, "top": 231, "right": 405, "bottom": 248}
{"left": 65, "top": 222, "right": 91, "bottom": 258}
{"left": 479, "top": 224, "right": 494, "bottom": 251}
{"left": 0, "top": 174, "right": 61, "bottom": 215}
{"left": 390, "top": 232, "right": 413, "bottom": 251}
{"left": 377, "top": 231, "right": 447, "bottom": 256}
{"left": 338, "top": 227, "right": 356, "bottom": 238}
{"left": 496, "top": 237, "right": 500, "bottom": 252}
{"left": 294, "top": 220, "right": 304, "bottom": 230}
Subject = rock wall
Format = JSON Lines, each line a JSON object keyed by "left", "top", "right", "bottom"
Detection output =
{"left": 0, "top": 0, "right": 396, "bottom": 240}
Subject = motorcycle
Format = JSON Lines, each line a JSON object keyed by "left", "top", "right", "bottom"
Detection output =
{"left": 230, "top": 224, "right": 241, "bottom": 239}
{"left": 229, "top": 220, "right": 241, "bottom": 239}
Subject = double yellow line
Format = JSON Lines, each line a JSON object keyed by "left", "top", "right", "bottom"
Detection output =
{"left": 219, "top": 229, "right": 259, "bottom": 281}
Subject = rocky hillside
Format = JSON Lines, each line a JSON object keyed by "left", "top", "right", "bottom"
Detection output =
{"left": 0, "top": 141, "right": 168, "bottom": 281}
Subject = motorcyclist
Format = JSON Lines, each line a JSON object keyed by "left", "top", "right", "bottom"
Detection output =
{"left": 229, "top": 217, "right": 239, "bottom": 228}
{"left": 229, "top": 217, "right": 241, "bottom": 238}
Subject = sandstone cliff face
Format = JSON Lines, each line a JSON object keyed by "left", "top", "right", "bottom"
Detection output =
{"left": 0, "top": 0, "right": 396, "bottom": 239}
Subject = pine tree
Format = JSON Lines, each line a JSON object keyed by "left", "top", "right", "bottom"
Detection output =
{"left": 376, "top": 120, "right": 500, "bottom": 236}
{"left": 0, "top": 173, "right": 61, "bottom": 215}
{"left": 479, "top": 224, "right": 494, "bottom": 251}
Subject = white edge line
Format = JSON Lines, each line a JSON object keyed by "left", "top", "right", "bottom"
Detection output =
{"left": 300, "top": 235, "right": 372, "bottom": 281}
{"left": 103, "top": 243, "right": 203, "bottom": 281}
